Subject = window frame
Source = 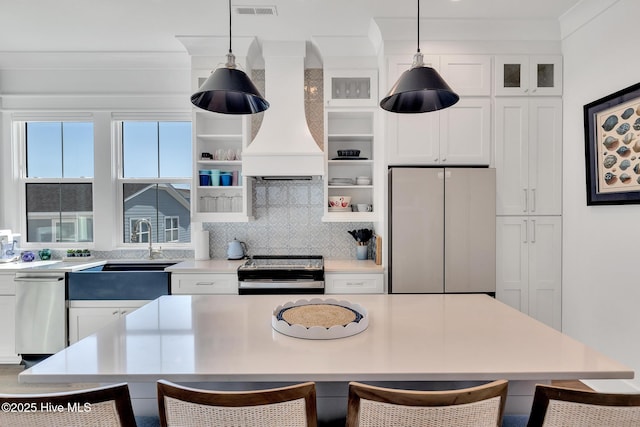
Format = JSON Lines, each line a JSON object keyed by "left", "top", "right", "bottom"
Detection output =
{"left": 114, "top": 116, "right": 192, "bottom": 249}
{"left": 15, "top": 115, "right": 95, "bottom": 248}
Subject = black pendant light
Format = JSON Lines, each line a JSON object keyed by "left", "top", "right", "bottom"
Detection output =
{"left": 191, "top": 0, "right": 269, "bottom": 115}
{"left": 380, "top": 0, "right": 459, "bottom": 113}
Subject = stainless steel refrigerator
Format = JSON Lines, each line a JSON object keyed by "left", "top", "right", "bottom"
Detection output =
{"left": 389, "top": 167, "right": 496, "bottom": 293}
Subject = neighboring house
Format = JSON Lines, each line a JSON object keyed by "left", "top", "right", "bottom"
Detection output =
{"left": 124, "top": 184, "right": 191, "bottom": 244}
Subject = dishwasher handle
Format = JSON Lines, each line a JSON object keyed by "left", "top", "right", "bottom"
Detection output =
{"left": 14, "top": 276, "right": 64, "bottom": 282}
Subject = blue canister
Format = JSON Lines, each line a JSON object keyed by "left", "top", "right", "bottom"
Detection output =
{"left": 220, "top": 172, "right": 232, "bottom": 186}
{"left": 198, "top": 170, "right": 211, "bottom": 186}
{"left": 21, "top": 251, "right": 35, "bottom": 262}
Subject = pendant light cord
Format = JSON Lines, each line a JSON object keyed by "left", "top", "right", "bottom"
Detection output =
{"left": 416, "top": 0, "right": 420, "bottom": 54}
{"left": 228, "top": 0, "right": 232, "bottom": 54}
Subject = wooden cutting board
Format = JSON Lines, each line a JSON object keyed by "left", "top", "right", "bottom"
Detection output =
{"left": 374, "top": 235, "right": 382, "bottom": 265}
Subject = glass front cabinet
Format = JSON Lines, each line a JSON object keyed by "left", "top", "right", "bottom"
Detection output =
{"left": 495, "top": 55, "right": 562, "bottom": 96}
{"left": 324, "top": 69, "right": 378, "bottom": 107}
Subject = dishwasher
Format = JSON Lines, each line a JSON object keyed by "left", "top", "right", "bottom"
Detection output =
{"left": 14, "top": 272, "right": 67, "bottom": 366}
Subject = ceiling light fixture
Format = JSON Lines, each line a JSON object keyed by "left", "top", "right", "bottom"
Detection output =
{"left": 379, "top": 0, "right": 459, "bottom": 113}
{"left": 191, "top": 0, "right": 269, "bottom": 115}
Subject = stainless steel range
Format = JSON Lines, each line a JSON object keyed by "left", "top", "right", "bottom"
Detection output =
{"left": 237, "top": 255, "right": 324, "bottom": 295}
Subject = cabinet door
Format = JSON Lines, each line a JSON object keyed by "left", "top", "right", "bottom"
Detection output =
{"left": 439, "top": 98, "right": 491, "bottom": 165}
{"left": 528, "top": 98, "right": 562, "bottom": 215}
{"left": 445, "top": 168, "right": 496, "bottom": 293}
{"left": 495, "top": 98, "right": 530, "bottom": 214}
{"left": 386, "top": 55, "right": 441, "bottom": 165}
{"left": 529, "top": 56, "right": 563, "bottom": 96}
{"left": 324, "top": 69, "right": 378, "bottom": 107}
{"left": 528, "top": 216, "right": 562, "bottom": 330}
{"left": 69, "top": 307, "right": 120, "bottom": 344}
{"left": 440, "top": 55, "right": 492, "bottom": 96}
{"left": 495, "top": 55, "right": 530, "bottom": 96}
{"left": 496, "top": 217, "right": 529, "bottom": 313}
{"left": 0, "top": 296, "right": 18, "bottom": 362}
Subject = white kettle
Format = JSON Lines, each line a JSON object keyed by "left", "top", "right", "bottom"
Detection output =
{"left": 227, "top": 238, "right": 247, "bottom": 260}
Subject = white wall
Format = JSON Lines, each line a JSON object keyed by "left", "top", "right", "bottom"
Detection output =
{"left": 562, "top": 0, "right": 640, "bottom": 391}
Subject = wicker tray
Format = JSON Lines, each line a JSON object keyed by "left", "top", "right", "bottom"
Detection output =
{"left": 272, "top": 298, "right": 368, "bottom": 340}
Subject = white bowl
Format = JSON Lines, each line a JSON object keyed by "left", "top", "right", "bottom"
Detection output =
{"left": 356, "top": 178, "right": 371, "bottom": 185}
{"left": 328, "top": 196, "right": 351, "bottom": 208}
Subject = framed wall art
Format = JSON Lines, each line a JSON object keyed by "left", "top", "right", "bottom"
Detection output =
{"left": 584, "top": 82, "right": 640, "bottom": 205}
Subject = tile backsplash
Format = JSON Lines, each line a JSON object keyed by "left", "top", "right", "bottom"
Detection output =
{"left": 204, "top": 180, "right": 373, "bottom": 259}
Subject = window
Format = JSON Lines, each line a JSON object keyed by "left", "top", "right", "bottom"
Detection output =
{"left": 23, "top": 121, "right": 94, "bottom": 243}
{"left": 165, "top": 217, "right": 179, "bottom": 242}
{"left": 119, "top": 121, "right": 191, "bottom": 244}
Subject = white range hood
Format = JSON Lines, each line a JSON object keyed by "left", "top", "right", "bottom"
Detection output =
{"left": 242, "top": 41, "right": 324, "bottom": 179}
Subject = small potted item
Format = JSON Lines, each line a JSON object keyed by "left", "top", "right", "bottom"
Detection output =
{"left": 66, "top": 249, "right": 76, "bottom": 258}
{"left": 81, "top": 249, "right": 91, "bottom": 257}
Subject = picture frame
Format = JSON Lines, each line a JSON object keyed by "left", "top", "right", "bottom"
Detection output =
{"left": 584, "top": 82, "right": 640, "bottom": 205}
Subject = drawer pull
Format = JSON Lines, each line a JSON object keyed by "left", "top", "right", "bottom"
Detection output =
{"left": 346, "top": 282, "right": 365, "bottom": 287}
{"left": 195, "top": 282, "right": 216, "bottom": 286}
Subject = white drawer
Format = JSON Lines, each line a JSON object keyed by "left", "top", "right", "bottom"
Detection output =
{"left": 325, "top": 273, "right": 384, "bottom": 294}
{"left": 171, "top": 273, "right": 238, "bottom": 295}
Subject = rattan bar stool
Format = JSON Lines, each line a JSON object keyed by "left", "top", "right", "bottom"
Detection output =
{"left": 157, "top": 379, "right": 317, "bottom": 427}
{"left": 0, "top": 382, "right": 136, "bottom": 427}
{"left": 526, "top": 384, "right": 640, "bottom": 427}
{"left": 346, "top": 379, "right": 508, "bottom": 427}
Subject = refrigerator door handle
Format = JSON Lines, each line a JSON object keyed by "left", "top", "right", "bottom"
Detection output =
{"left": 437, "top": 171, "right": 445, "bottom": 180}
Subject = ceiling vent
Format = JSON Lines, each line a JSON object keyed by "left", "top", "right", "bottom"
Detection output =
{"left": 235, "top": 6, "right": 277, "bottom": 16}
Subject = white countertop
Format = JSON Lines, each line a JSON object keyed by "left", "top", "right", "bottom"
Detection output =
{"left": 20, "top": 294, "right": 633, "bottom": 384}
{"left": 0, "top": 260, "right": 106, "bottom": 272}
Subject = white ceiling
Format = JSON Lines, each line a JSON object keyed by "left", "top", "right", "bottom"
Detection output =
{"left": 1, "top": 0, "right": 582, "bottom": 53}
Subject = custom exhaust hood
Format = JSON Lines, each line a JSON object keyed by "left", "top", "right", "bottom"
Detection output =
{"left": 242, "top": 41, "right": 324, "bottom": 179}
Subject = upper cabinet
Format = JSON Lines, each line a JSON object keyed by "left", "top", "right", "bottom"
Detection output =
{"left": 385, "top": 55, "right": 492, "bottom": 166}
{"left": 386, "top": 97, "right": 491, "bottom": 166}
{"left": 324, "top": 69, "right": 378, "bottom": 107}
{"left": 495, "top": 55, "right": 563, "bottom": 96}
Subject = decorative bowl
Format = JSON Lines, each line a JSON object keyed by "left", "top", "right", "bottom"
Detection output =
{"left": 337, "top": 149, "right": 360, "bottom": 157}
{"left": 328, "top": 196, "right": 351, "bottom": 208}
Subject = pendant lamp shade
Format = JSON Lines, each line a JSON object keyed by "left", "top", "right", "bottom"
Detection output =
{"left": 380, "top": 1, "right": 459, "bottom": 113}
{"left": 191, "top": 57, "right": 269, "bottom": 114}
{"left": 190, "top": 1, "right": 269, "bottom": 115}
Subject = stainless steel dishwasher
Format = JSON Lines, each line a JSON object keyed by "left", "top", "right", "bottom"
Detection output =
{"left": 14, "top": 272, "right": 66, "bottom": 364}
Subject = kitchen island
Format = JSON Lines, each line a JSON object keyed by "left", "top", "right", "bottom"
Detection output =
{"left": 19, "top": 294, "right": 633, "bottom": 421}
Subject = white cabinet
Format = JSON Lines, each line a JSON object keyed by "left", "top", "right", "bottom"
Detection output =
{"left": 68, "top": 300, "right": 148, "bottom": 344}
{"left": 171, "top": 273, "right": 238, "bottom": 294}
{"left": 325, "top": 273, "right": 384, "bottom": 294}
{"left": 495, "top": 55, "right": 563, "bottom": 96}
{"left": 324, "top": 69, "right": 378, "bottom": 107}
{"left": 495, "top": 97, "right": 562, "bottom": 215}
{"left": 385, "top": 55, "right": 491, "bottom": 166}
{"left": 192, "top": 72, "right": 253, "bottom": 222}
{"left": 323, "top": 109, "right": 380, "bottom": 221}
{"left": 386, "top": 98, "right": 491, "bottom": 165}
{"left": 0, "top": 274, "right": 18, "bottom": 363}
{"left": 496, "top": 216, "right": 562, "bottom": 330}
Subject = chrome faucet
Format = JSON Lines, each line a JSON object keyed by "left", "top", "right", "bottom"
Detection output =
{"left": 132, "top": 218, "right": 162, "bottom": 259}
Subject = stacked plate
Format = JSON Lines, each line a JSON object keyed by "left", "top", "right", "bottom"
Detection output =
{"left": 328, "top": 178, "right": 354, "bottom": 186}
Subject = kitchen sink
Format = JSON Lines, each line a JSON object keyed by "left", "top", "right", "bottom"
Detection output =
{"left": 67, "top": 262, "right": 176, "bottom": 300}
{"left": 100, "top": 262, "right": 176, "bottom": 271}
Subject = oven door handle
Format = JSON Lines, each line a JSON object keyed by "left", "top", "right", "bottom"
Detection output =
{"left": 239, "top": 280, "right": 324, "bottom": 289}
